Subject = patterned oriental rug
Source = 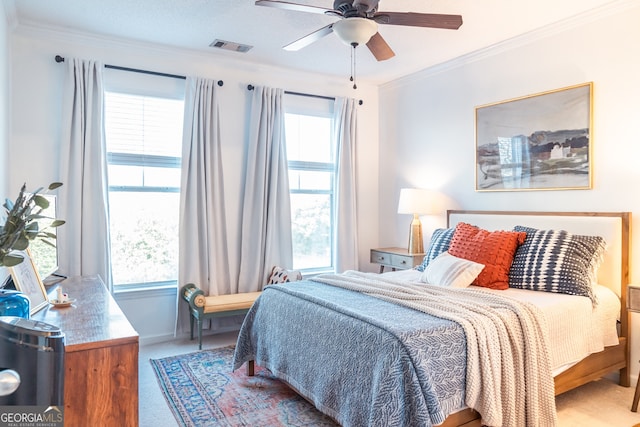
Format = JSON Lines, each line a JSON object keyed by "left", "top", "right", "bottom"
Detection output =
{"left": 150, "top": 346, "right": 339, "bottom": 426}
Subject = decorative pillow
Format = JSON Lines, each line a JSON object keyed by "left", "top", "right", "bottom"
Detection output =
{"left": 415, "top": 227, "right": 456, "bottom": 272}
{"left": 266, "top": 266, "right": 302, "bottom": 285}
{"left": 508, "top": 226, "right": 606, "bottom": 302}
{"left": 420, "top": 251, "right": 485, "bottom": 288}
{"left": 448, "top": 222, "right": 526, "bottom": 290}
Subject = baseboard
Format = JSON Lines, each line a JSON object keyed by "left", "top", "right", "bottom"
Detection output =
{"left": 140, "top": 333, "right": 178, "bottom": 346}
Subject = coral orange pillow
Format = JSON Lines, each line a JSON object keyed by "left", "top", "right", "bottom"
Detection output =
{"left": 448, "top": 222, "right": 526, "bottom": 290}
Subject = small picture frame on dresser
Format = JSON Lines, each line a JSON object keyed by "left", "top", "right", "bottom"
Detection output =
{"left": 8, "top": 249, "right": 48, "bottom": 315}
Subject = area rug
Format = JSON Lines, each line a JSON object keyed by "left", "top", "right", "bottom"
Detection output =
{"left": 150, "top": 346, "right": 339, "bottom": 427}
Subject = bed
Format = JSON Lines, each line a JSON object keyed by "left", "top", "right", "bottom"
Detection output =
{"left": 233, "top": 210, "right": 630, "bottom": 426}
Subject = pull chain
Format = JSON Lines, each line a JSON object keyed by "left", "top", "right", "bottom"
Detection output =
{"left": 350, "top": 42, "right": 357, "bottom": 90}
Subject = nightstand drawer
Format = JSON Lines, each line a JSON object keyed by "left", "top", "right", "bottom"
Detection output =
{"left": 370, "top": 250, "right": 391, "bottom": 265}
{"left": 390, "top": 254, "right": 414, "bottom": 269}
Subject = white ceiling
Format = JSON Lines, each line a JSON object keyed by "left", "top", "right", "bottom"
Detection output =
{"left": 5, "top": 0, "right": 622, "bottom": 85}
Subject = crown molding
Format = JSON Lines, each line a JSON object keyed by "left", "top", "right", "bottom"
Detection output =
{"left": 11, "top": 19, "right": 356, "bottom": 90}
{"left": 383, "top": 0, "right": 639, "bottom": 91}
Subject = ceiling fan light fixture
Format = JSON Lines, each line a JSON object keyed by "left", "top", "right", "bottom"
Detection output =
{"left": 332, "top": 17, "right": 378, "bottom": 47}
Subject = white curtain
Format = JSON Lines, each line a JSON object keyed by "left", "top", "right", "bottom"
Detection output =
{"left": 58, "top": 58, "right": 112, "bottom": 289}
{"left": 178, "top": 77, "right": 229, "bottom": 329}
{"left": 333, "top": 97, "right": 359, "bottom": 272}
{"left": 237, "top": 86, "right": 292, "bottom": 292}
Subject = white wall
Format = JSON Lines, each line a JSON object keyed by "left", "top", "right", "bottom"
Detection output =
{"left": 379, "top": 2, "right": 640, "bottom": 378}
{"left": 8, "top": 25, "right": 381, "bottom": 342}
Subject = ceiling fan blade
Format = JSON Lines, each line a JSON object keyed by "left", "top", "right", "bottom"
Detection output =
{"left": 255, "top": 0, "right": 332, "bottom": 15}
{"left": 366, "top": 32, "right": 395, "bottom": 61}
{"left": 373, "top": 12, "right": 463, "bottom": 30}
{"left": 283, "top": 24, "right": 334, "bottom": 51}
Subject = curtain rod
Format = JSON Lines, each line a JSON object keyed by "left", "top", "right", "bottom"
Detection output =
{"left": 54, "top": 55, "right": 224, "bottom": 86}
{"left": 247, "top": 84, "right": 363, "bottom": 105}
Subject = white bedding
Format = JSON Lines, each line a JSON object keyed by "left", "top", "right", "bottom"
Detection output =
{"left": 383, "top": 269, "right": 620, "bottom": 376}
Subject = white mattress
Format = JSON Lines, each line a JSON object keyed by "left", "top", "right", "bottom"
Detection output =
{"left": 382, "top": 269, "right": 620, "bottom": 376}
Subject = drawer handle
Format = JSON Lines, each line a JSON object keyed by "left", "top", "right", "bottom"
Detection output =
{"left": 400, "top": 260, "right": 407, "bottom": 264}
{"left": 377, "top": 256, "right": 384, "bottom": 261}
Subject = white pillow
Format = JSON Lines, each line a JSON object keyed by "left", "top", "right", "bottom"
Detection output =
{"left": 420, "top": 251, "right": 485, "bottom": 288}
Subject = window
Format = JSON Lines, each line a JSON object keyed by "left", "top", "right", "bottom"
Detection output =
{"left": 104, "top": 87, "right": 184, "bottom": 289}
{"left": 284, "top": 96, "right": 336, "bottom": 273}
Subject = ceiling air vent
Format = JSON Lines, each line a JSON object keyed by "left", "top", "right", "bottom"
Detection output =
{"left": 209, "top": 39, "right": 253, "bottom": 53}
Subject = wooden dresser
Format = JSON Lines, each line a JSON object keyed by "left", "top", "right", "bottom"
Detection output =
{"left": 32, "top": 275, "right": 139, "bottom": 427}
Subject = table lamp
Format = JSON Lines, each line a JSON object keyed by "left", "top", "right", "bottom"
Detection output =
{"left": 397, "top": 188, "right": 433, "bottom": 254}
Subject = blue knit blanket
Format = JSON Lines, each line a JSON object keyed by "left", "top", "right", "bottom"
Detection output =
{"left": 233, "top": 272, "right": 556, "bottom": 427}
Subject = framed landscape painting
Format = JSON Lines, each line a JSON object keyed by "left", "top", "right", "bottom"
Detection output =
{"left": 475, "top": 82, "right": 593, "bottom": 191}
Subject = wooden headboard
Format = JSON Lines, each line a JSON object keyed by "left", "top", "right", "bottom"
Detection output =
{"left": 447, "top": 210, "right": 631, "bottom": 344}
{"left": 441, "top": 210, "right": 632, "bottom": 426}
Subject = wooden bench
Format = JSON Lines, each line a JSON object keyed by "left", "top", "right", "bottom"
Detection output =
{"left": 181, "top": 283, "right": 262, "bottom": 350}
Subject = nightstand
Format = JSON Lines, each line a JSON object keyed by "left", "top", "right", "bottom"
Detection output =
{"left": 370, "top": 247, "right": 424, "bottom": 273}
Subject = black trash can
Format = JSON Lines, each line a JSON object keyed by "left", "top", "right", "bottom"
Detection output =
{"left": 0, "top": 316, "right": 65, "bottom": 406}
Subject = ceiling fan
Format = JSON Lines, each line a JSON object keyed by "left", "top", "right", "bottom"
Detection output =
{"left": 255, "top": 0, "right": 463, "bottom": 61}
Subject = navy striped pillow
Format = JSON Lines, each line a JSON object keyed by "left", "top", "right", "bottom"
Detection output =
{"left": 508, "top": 226, "right": 606, "bottom": 302}
{"left": 415, "top": 227, "right": 455, "bottom": 272}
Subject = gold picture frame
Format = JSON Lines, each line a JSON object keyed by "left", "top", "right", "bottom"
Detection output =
{"left": 9, "top": 249, "right": 48, "bottom": 315}
{"left": 475, "top": 82, "right": 593, "bottom": 191}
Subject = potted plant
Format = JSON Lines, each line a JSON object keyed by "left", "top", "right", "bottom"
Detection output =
{"left": 0, "top": 182, "right": 65, "bottom": 267}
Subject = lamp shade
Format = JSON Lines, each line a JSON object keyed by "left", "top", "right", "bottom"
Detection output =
{"left": 397, "top": 188, "right": 434, "bottom": 215}
{"left": 332, "top": 18, "right": 378, "bottom": 47}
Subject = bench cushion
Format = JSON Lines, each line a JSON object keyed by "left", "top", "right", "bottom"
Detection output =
{"left": 201, "top": 291, "right": 262, "bottom": 314}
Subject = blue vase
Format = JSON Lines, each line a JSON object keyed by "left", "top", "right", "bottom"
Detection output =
{"left": 0, "top": 289, "right": 30, "bottom": 319}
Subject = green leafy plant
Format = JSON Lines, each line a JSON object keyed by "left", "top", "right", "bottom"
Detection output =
{"left": 0, "top": 182, "right": 65, "bottom": 267}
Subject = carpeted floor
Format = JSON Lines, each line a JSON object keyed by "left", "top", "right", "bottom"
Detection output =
{"left": 140, "top": 332, "right": 640, "bottom": 427}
